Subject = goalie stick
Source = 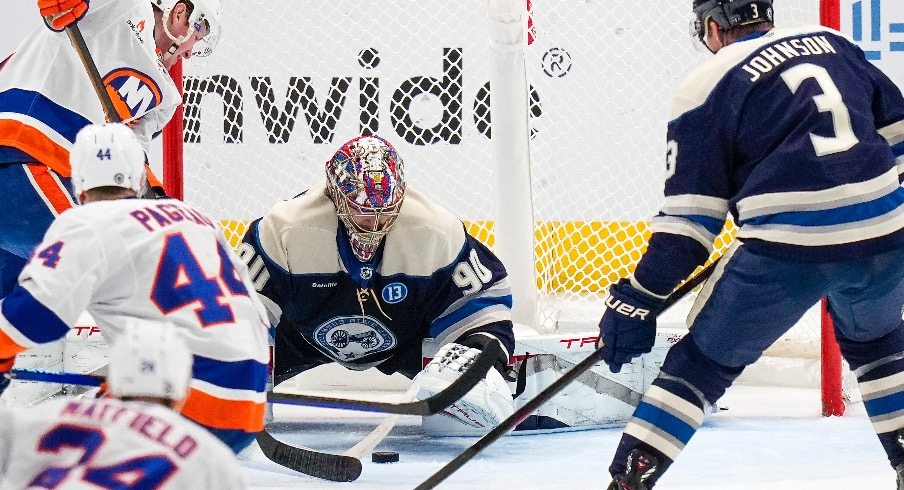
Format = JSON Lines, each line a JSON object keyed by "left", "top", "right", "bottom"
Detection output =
{"left": 10, "top": 341, "right": 499, "bottom": 416}
{"left": 265, "top": 340, "right": 502, "bottom": 416}
{"left": 413, "top": 261, "right": 720, "bottom": 490}
{"left": 256, "top": 430, "right": 362, "bottom": 482}
{"left": 256, "top": 384, "right": 420, "bottom": 482}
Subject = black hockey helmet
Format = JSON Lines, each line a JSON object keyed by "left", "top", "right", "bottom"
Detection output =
{"left": 693, "top": 0, "right": 774, "bottom": 43}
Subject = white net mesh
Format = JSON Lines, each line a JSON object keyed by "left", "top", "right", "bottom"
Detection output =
{"left": 178, "top": 0, "right": 823, "bottom": 347}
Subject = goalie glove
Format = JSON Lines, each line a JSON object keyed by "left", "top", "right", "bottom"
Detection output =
{"left": 39, "top": 0, "right": 89, "bottom": 31}
{"left": 415, "top": 343, "right": 515, "bottom": 436}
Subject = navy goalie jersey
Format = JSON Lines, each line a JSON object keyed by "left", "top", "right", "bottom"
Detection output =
{"left": 240, "top": 181, "right": 515, "bottom": 380}
{"left": 634, "top": 25, "right": 904, "bottom": 296}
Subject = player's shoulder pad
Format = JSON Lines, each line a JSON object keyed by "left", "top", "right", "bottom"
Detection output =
{"left": 381, "top": 187, "right": 467, "bottom": 277}
{"left": 671, "top": 24, "right": 835, "bottom": 120}
{"left": 257, "top": 180, "right": 341, "bottom": 274}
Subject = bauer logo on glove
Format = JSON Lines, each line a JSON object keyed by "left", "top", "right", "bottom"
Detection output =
{"left": 604, "top": 295, "right": 652, "bottom": 320}
{"left": 597, "top": 279, "right": 666, "bottom": 373}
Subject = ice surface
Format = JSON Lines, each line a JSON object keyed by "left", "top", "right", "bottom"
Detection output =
{"left": 244, "top": 385, "right": 894, "bottom": 489}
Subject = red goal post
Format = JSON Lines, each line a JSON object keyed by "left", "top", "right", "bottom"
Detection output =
{"left": 161, "top": 0, "right": 850, "bottom": 415}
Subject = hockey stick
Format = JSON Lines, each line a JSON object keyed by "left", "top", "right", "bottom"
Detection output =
{"left": 343, "top": 384, "right": 419, "bottom": 458}
{"left": 11, "top": 342, "right": 499, "bottom": 415}
{"left": 256, "top": 430, "right": 363, "bottom": 482}
{"left": 8, "top": 368, "right": 103, "bottom": 386}
{"left": 265, "top": 340, "right": 502, "bottom": 416}
{"left": 256, "top": 384, "right": 420, "bottom": 482}
{"left": 61, "top": 23, "right": 122, "bottom": 123}
{"left": 413, "top": 261, "right": 720, "bottom": 490}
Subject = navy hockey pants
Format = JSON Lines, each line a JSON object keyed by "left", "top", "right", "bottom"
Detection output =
{"left": 690, "top": 240, "right": 904, "bottom": 369}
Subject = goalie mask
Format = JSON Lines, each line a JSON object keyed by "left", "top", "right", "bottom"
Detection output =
{"left": 70, "top": 123, "right": 147, "bottom": 203}
{"left": 326, "top": 136, "right": 406, "bottom": 262}
{"left": 152, "top": 0, "right": 222, "bottom": 60}
{"left": 692, "top": 0, "right": 773, "bottom": 47}
{"left": 107, "top": 320, "right": 193, "bottom": 402}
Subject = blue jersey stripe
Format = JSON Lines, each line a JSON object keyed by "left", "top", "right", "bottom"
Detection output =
{"left": 1, "top": 287, "right": 70, "bottom": 344}
{"left": 632, "top": 401, "right": 696, "bottom": 445}
{"left": 744, "top": 187, "right": 904, "bottom": 227}
{"left": 864, "top": 390, "right": 904, "bottom": 418}
{"left": 430, "top": 294, "right": 513, "bottom": 338}
{"left": 193, "top": 355, "right": 268, "bottom": 392}
{"left": 0, "top": 88, "right": 90, "bottom": 143}
{"left": 892, "top": 140, "right": 904, "bottom": 159}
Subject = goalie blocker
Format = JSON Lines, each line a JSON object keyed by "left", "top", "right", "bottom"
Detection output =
{"left": 421, "top": 327, "right": 685, "bottom": 435}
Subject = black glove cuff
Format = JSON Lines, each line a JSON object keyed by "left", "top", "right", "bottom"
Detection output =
{"left": 459, "top": 334, "right": 509, "bottom": 375}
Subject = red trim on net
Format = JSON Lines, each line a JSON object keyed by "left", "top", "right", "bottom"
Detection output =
{"left": 162, "top": 59, "right": 184, "bottom": 200}
{"left": 819, "top": 0, "right": 845, "bottom": 417}
{"left": 820, "top": 0, "right": 841, "bottom": 30}
{"left": 821, "top": 298, "right": 845, "bottom": 416}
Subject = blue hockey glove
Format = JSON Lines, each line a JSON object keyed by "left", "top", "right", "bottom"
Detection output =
{"left": 597, "top": 279, "right": 665, "bottom": 373}
{"left": 0, "top": 358, "right": 13, "bottom": 396}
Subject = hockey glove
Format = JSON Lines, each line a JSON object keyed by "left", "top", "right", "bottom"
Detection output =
{"left": 39, "top": 0, "right": 89, "bottom": 32}
{"left": 597, "top": 279, "right": 665, "bottom": 373}
{"left": 0, "top": 357, "right": 14, "bottom": 396}
{"left": 415, "top": 343, "right": 515, "bottom": 436}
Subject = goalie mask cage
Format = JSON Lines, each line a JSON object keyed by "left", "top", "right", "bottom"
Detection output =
{"left": 163, "top": 0, "right": 850, "bottom": 415}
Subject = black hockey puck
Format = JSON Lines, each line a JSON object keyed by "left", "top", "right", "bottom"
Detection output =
{"left": 372, "top": 451, "right": 400, "bottom": 463}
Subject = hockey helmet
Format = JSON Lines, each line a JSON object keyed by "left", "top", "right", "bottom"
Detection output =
{"left": 326, "top": 135, "right": 406, "bottom": 262}
{"left": 107, "top": 319, "right": 193, "bottom": 401}
{"left": 70, "top": 123, "right": 147, "bottom": 203}
{"left": 152, "top": 0, "right": 222, "bottom": 58}
{"left": 692, "top": 0, "right": 773, "bottom": 44}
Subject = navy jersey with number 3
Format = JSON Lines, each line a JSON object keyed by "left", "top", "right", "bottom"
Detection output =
{"left": 634, "top": 25, "right": 904, "bottom": 295}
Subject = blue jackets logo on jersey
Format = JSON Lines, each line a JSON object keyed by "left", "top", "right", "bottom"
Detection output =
{"left": 381, "top": 282, "right": 408, "bottom": 304}
{"left": 313, "top": 316, "right": 397, "bottom": 362}
{"left": 102, "top": 68, "right": 163, "bottom": 120}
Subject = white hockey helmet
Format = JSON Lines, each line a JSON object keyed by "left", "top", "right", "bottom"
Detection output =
{"left": 107, "top": 319, "right": 193, "bottom": 401}
{"left": 70, "top": 123, "right": 147, "bottom": 203}
{"left": 152, "top": 0, "right": 222, "bottom": 58}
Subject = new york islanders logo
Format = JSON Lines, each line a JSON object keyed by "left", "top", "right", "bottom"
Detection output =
{"left": 103, "top": 68, "right": 163, "bottom": 121}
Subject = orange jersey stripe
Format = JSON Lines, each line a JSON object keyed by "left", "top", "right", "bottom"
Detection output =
{"left": 146, "top": 164, "right": 163, "bottom": 190}
{"left": 0, "top": 120, "right": 70, "bottom": 176}
{"left": 180, "top": 387, "right": 265, "bottom": 433}
{"left": 0, "top": 327, "right": 28, "bottom": 359}
{"left": 26, "top": 164, "right": 74, "bottom": 215}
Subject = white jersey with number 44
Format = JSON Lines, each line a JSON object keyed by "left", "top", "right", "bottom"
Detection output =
{"left": 0, "top": 198, "right": 271, "bottom": 440}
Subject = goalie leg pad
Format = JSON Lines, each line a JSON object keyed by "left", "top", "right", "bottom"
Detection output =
{"left": 416, "top": 343, "right": 515, "bottom": 436}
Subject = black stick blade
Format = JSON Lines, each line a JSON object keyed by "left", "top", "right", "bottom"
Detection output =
{"left": 256, "top": 430, "right": 362, "bottom": 482}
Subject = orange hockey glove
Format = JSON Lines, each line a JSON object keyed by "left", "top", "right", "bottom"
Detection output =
{"left": 39, "top": 0, "right": 89, "bottom": 32}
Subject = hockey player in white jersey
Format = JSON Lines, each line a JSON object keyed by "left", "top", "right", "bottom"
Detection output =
{"left": 0, "top": 321, "right": 247, "bottom": 489}
{"left": 0, "top": 123, "right": 271, "bottom": 453}
{"left": 0, "top": 0, "right": 221, "bottom": 299}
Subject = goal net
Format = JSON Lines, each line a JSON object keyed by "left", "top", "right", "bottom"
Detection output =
{"left": 168, "top": 0, "right": 850, "bottom": 411}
